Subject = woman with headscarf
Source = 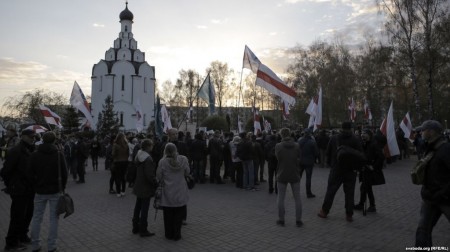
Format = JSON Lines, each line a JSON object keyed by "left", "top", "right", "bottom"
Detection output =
{"left": 156, "top": 143, "right": 190, "bottom": 241}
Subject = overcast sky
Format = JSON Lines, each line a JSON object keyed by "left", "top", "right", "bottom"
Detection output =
{"left": 0, "top": 0, "right": 385, "bottom": 107}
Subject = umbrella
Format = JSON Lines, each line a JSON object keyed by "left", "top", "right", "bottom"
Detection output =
{"left": 24, "top": 125, "right": 48, "bottom": 133}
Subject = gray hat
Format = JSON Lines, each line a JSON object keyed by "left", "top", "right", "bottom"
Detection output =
{"left": 414, "top": 120, "right": 443, "bottom": 132}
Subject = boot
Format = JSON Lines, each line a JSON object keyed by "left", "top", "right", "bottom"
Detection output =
{"left": 139, "top": 223, "right": 155, "bottom": 237}
{"left": 132, "top": 219, "right": 139, "bottom": 234}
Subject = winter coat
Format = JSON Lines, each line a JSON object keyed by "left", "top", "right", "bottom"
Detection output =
{"left": 208, "top": 137, "right": 224, "bottom": 160}
{"left": 236, "top": 140, "right": 255, "bottom": 161}
{"left": 156, "top": 155, "right": 190, "bottom": 207}
{"left": 326, "top": 131, "right": 364, "bottom": 171}
{"left": 112, "top": 143, "right": 129, "bottom": 162}
{"left": 132, "top": 150, "right": 157, "bottom": 198}
{"left": 421, "top": 137, "right": 450, "bottom": 205}
{"left": 1, "top": 140, "right": 35, "bottom": 195}
{"left": 298, "top": 136, "right": 319, "bottom": 166}
{"left": 30, "top": 143, "right": 67, "bottom": 194}
{"left": 275, "top": 137, "right": 301, "bottom": 184}
{"left": 190, "top": 139, "right": 207, "bottom": 161}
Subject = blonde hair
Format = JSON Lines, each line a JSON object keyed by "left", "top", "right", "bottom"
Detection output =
{"left": 164, "top": 143, "right": 179, "bottom": 166}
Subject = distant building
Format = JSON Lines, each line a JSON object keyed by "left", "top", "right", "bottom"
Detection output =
{"left": 91, "top": 2, "right": 155, "bottom": 131}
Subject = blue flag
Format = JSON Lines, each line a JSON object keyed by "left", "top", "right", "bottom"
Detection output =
{"left": 197, "top": 73, "right": 215, "bottom": 115}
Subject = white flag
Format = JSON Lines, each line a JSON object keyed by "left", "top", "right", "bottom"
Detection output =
{"left": 135, "top": 99, "right": 143, "bottom": 133}
{"left": 242, "top": 45, "right": 261, "bottom": 74}
{"left": 380, "top": 102, "right": 400, "bottom": 157}
{"left": 161, "top": 105, "right": 172, "bottom": 132}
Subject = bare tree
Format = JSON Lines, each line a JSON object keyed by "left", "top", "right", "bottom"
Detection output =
{"left": 207, "top": 61, "right": 233, "bottom": 115}
{"left": 378, "top": 0, "right": 422, "bottom": 120}
{"left": 1, "top": 88, "right": 66, "bottom": 125}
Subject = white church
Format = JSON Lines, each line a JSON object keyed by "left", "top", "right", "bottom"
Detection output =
{"left": 91, "top": 3, "right": 155, "bottom": 132}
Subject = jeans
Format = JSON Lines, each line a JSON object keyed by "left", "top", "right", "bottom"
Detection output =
{"left": 31, "top": 193, "right": 60, "bottom": 251}
{"left": 242, "top": 160, "right": 254, "bottom": 189}
{"left": 132, "top": 197, "right": 151, "bottom": 232}
{"left": 192, "top": 159, "right": 204, "bottom": 182}
{"left": 277, "top": 182, "right": 302, "bottom": 222}
{"left": 322, "top": 168, "right": 357, "bottom": 215}
{"left": 415, "top": 201, "right": 450, "bottom": 246}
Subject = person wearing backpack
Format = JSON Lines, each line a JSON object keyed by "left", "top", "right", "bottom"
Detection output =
{"left": 132, "top": 139, "right": 157, "bottom": 237}
{"left": 414, "top": 120, "right": 450, "bottom": 247}
{"left": 318, "top": 122, "right": 364, "bottom": 222}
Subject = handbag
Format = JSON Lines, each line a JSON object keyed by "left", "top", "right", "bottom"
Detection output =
{"left": 411, "top": 140, "right": 445, "bottom": 185}
{"left": 56, "top": 150, "right": 74, "bottom": 218}
{"left": 185, "top": 175, "right": 195, "bottom": 190}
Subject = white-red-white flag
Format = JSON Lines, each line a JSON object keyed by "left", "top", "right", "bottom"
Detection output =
{"left": 380, "top": 102, "right": 400, "bottom": 157}
{"left": 399, "top": 112, "right": 413, "bottom": 139}
{"left": 348, "top": 98, "right": 356, "bottom": 121}
{"left": 256, "top": 63, "right": 296, "bottom": 106}
{"left": 242, "top": 45, "right": 262, "bottom": 74}
{"left": 364, "top": 100, "right": 373, "bottom": 120}
{"left": 39, "top": 104, "right": 63, "bottom": 129}
{"left": 253, "top": 107, "right": 262, "bottom": 135}
{"left": 70, "top": 81, "right": 95, "bottom": 129}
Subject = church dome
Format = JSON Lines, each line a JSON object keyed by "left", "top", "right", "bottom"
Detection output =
{"left": 119, "top": 3, "right": 134, "bottom": 21}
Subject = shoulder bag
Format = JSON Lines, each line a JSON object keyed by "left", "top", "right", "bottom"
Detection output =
{"left": 56, "top": 150, "right": 74, "bottom": 218}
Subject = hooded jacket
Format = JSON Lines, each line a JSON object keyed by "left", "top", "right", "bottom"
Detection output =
{"left": 275, "top": 137, "right": 301, "bottom": 183}
{"left": 156, "top": 155, "right": 190, "bottom": 207}
{"left": 421, "top": 136, "right": 450, "bottom": 205}
{"left": 30, "top": 143, "right": 67, "bottom": 194}
{"left": 132, "top": 150, "right": 157, "bottom": 198}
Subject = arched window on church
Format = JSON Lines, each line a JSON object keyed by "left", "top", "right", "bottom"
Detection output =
{"left": 120, "top": 112, "right": 124, "bottom": 126}
{"left": 125, "top": 25, "right": 128, "bottom": 32}
{"left": 121, "top": 75, "right": 125, "bottom": 91}
{"left": 100, "top": 76, "right": 103, "bottom": 92}
{"left": 144, "top": 78, "right": 147, "bottom": 93}
{"left": 143, "top": 114, "right": 146, "bottom": 126}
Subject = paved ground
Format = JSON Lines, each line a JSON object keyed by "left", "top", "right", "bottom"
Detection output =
{"left": 0, "top": 157, "right": 449, "bottom": 252}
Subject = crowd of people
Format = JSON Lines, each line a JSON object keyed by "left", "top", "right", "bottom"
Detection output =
{"left": 0, "top": 119, "right": 449, "bottom": 250}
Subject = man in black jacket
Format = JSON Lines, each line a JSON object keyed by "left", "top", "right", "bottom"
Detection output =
{"left": 1, "top": 129, "right": 36, "bottom": 251}
{"left": 318, "top": 122, "right": 364, "bottom": 222}
{"left": 29, "top": 131, "right": 67, "bottom": 252}
{"left": 414, "top": 120, "right": 450, "bottom": 247}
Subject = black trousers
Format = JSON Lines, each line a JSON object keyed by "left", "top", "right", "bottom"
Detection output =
{"left": 113, "top": 161, "right": 128, "bottom": 193}
{"left": 6, "top": 194, "right": 34, "bottom": 246}
{"left": 163, "top": 206, "right": 185, "bottom": 240}
{"left": 77, "top": 157, "right": 86, "bottom": 182}
{"left": 322, "top": 168, "right": 357, "bottom": 215}
{"left": 267, "top": 159, "right": 278, "bottom": 191}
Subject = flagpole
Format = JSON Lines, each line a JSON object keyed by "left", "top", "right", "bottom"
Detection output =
{"left": 178, "top": 72, "right": 210, "bottom": 129}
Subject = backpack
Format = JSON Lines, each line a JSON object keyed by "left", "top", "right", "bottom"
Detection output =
{"left": 411, "top": 139, "right": 446, "bottom": 185}
{"left": 336, "top": 137, "right": 366, "bottom": 171}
